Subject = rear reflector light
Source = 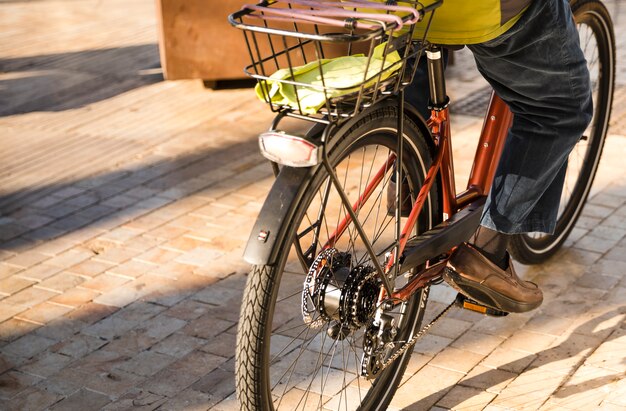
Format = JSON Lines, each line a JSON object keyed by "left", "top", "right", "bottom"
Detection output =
{"left": 259, "top": 131, "right": 321, "bottom": 167}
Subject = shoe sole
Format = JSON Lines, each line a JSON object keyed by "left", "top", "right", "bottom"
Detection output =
{"left": 442, "top": 267, "right": 541, "bottom": 314}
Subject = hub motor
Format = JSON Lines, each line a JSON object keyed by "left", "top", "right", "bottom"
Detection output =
{"left": 302, "top": 248, "right": 380, "bottom": 331}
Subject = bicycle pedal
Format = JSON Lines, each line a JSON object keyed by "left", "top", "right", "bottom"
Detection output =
{"left": 454, "top": 293, "right": 509, "bottom": 317}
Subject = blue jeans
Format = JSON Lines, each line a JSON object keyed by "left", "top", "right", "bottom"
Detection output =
{"left": 407, "top": 0, "right": 593, "bottom": 234}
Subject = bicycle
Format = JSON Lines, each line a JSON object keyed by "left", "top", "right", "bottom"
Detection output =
{"left": 228, "top": 0, "right": 615, "bottom": 409}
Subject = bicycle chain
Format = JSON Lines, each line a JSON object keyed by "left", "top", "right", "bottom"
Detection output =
{"left": 379, "top": 299, "right": 456, "bottom": 371}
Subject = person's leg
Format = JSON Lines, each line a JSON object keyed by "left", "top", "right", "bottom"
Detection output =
{"left": 445, "top": 0, "right": 592, "bottom": 313}
{"left": 468, "top": 0, "right": 593, "bottom": 235}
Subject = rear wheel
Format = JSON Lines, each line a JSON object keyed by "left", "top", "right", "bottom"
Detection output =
{"left": 236, "top": 106, "right": 440, "bottom": 410}
{"left": 509, "top": 0, "right": 615, "bottom": 264}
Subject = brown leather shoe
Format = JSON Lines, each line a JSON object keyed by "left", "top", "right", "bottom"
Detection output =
{"left": 443, "top": 243, "right": 543, "bottom": 313}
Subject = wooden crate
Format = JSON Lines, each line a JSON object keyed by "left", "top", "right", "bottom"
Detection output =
{"left": 156, "top": 0, "right": 251, "bottom": 81}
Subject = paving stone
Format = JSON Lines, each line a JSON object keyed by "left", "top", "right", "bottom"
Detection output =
{"left": 80, "top": 273, "right": 131, "bottom": 293}
{"left": 14, "top": 301, "right": 73, "bottom": 325}
{"left": 35, "top": 316, "right": 88, "bottom": 341}
{"left": 141, "top": 351, "right": 228, "bottom": 398}
{"left": 165, "top": 299, "right": 215, "bottom": 321}
{"left": 153, "top": 333, "right": 207, "bottom": 358}
{"left": 49, "top": 387, "right": 111, "bottom": 410}
{"left": 429, "top": 347, "right": 485, "bottom": 374}
{"left": 106, "top": 259, "right": 154, "bottom": 279}
{"left": 49, "top": 287, "right": 99, "bottom": 307}
{"left": 1, "top": 333, "right": 56, "bottom": 360}
{"left": 584, "top": 341, "right": 626, "bottom": 373}
{"left": 35, "top": 271, "right": 85, "bottom": 293}
{"left": 132, "top": 247, "right": 182, "bottom": 267}
{"left": 116, "top": 350, "right": 176, "bottom": 377}
{"left": 52, "top": 332, "right": 109, "bottom": 359}
{"left": 17, "top": 264, "right": 63, "bottom": 281}
{"left": 158, "top": 388, "right": 213, "bottom": 410}
{"left": 596, "top": 402, "right": 626, "bottom": 411}
{"left": 604, "top": 246, "right": 626, "bottom": 265}
{"left": 524, "top": 314, "right": 579, "bottom": 337}
{"left": 399, "top": 353, "right": 432, "bottom": 386}
{"left": 66, "top": 258, "right": 115, "bottom": 278}
{"left": 491, "top": 367, "right": 566, "bottom": 410}
{"left": 210, "top": 395, "right": 240, "bottom": 411}
{"left": 499, "top": 330, "right": 557, "bottom": 354}
{"left": 531, "top": 332, "right": 602, "bottom": 375}
{"left": 0, "top": 276, "right": 35, "bottom": 296}
{"left": 574, "top": 235, "right": 620, "bottom": 254}
{"left": 120, "top": 235, "right": 165, "bottom": 253}
{"left": 128, "top": 314, "right": 187, "bottom": 347}
{"left": 192, "top": 284, "right": 242, "bottom": 306}
{"left": 101, "top": 388, "right": 167, "bottom": 411}
{"left": 0, "top": 318, "right": 41, "bottom": 342}
{"left": 436, "top": 385, "right": 498, "bottom": 411}
{"left": 602, "top": 376, "right": 626, "bottom": 407}
{"left": 92, "top": 246, "right": 139, "bottom": 264}
{"left": 0, "top": 302, "right": 28, "bottom": 323}
{"left": 390, "top": 364, "right": 464, "bottom": 410}
{"left": 0, "top": 370, "right": 42, "bottom": 400}
{"left": 142, "top": 223, "right": 187, "bottom": 240}
{"left": 583, "top": 204, "right": 615, "bottom": 219}
{"left": 547, "top": 365, "right": 619, "bottom": 410}
{"left": 412, "top": 334, "right": 455, "bottom": 357}
{"left": 459, "top": 365, "right": 517, "bottom": 394}
{"left": 64, "top": 302, "right": 119, "bottom": 325}
{"left": 450, "top": 330, "right": 505, "bottom": 356}
{"left": 161, "top": 236, "right": 210, "bottom": 252}
{"left": 93, "top": 277, "right": 159, "bottom": 307}
{"left": 18, "top": 351, "right": 73, "bottom": 378}
{"left": 191, "top": 366, "right": 235, "bottom": 400}
{"left": 470, "top": 313, "right": 531, "bottom": 339}
{"left": 4, "top": 386, "right": 63, "bottom": 411}
{"left": 481, "top": 347, "right": 536, "bottom": 374}
{"left": 2, "top": 287, "right": 58, "bottom": 307}
{"left": 199, "top": 331, "right": 235, "bottom": 358}
{"left": 46, "top": 248, "right": 95, "bottom": 269}
{"left": 147, "top": 261, "right": 193, "bottom": 280}
{"left": 182, "top": 316, "right": 234, "bottom": 340}
{"left": 113, "top": 301, "right": 166, "bottom": 323}
{"left": 540, "top": 286, "right": 606, "bottom": 320}
{"left": 589, "top": 225, "right": 625, "bottom": 241}
{"left": 4, "top": 251, "right": 50, "bottom": 269}
{"left": 0, "top": 263, "right": 21, "bottom": 280}
{"left": 82, "top": 315, "right": 137, "bottom": 341}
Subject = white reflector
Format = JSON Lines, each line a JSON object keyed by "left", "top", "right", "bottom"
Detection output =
{"left": 259, "top": 131, "right": 321, "bottom": 167}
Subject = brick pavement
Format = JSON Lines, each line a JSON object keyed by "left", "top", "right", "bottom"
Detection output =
{"left": 0, "top": 0, "right": 625, "bottom": 410}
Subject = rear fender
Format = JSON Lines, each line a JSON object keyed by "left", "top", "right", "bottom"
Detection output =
{"left": 243, "top": 99, "right": 436, "bottom": 266}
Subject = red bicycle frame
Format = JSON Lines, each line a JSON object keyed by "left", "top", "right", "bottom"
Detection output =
{"left": 324, "top": 90, "right": 513, "bottom": 302}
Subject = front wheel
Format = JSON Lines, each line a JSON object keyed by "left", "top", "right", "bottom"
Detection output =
{"left": 509, "top": 0, "right": 616, "bottom": 264}
{"left": 236, "top": 106, "right": 440, "bottom": 410}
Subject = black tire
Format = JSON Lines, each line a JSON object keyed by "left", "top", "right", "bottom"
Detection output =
{"left": 236, "top": 106, "right": 440, "bottom": 410}
{"left": 509, "top": 0, "right": 615, "bottom": 264}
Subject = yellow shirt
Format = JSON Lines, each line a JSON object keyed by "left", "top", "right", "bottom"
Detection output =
{"left": 413, "top": 0, "right": 531, "bottom": 44}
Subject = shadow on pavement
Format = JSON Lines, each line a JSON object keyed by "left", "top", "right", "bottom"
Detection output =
{"left": 406, "top": 306, "right": 626, "bottom": 410}
{"left": 0, "top": 44, "right": 162, "bottom": 116}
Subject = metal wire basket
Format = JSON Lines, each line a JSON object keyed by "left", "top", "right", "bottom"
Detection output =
{"left": 229, "top": 0, "right": 438, "bottom": 122}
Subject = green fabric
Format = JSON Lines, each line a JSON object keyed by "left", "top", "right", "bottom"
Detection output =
{"left": 255, "top": 43, "right": 401, "bottom": 114}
